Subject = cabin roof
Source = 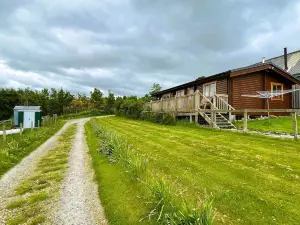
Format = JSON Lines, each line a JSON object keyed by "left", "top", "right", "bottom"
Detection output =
{"left": 152, "top": 62, "right": 300, "bottom": 97}
{"left": 265, "top": 50, "right": 300, "bottom": 78}
{"left": 152, "top": 71, "right": 229, "bottom": 96}
{"left": 14, "top": 106, "right": 41, "bottom": 111}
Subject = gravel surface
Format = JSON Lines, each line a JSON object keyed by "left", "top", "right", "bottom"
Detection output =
{"left": 50, "top": 119, "right": 107, "bottom": 225}
{"left": 0, "top": 120, "right": 75, "bottom": 218}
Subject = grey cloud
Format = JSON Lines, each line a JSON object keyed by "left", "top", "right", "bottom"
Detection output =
{"left": 0, "top": 0, "right": 300, "bottom": 96}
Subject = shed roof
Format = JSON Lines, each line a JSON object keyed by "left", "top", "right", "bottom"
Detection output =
{"left": 14, "top": 106, "right": 41, "bottom": 111}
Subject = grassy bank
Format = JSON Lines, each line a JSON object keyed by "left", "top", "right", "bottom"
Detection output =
{"left": 234, "top": 116, "right": 300, "bottom": 134}
{"left": 85, "top": 121, "right": 154, "bottom": 225}
{"left": 91, "top": 116, "right": 300, "bottom": 224}
{"left": 0, "top": 120, "right": 65, "bottom": 177}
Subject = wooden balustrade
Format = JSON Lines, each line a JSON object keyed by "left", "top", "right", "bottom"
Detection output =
{"left": 146, "top": 92, "right": 232, "bottom": 113}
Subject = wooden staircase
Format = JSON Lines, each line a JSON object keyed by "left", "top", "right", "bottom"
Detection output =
{"left": 198, "top": 93, "right": 236, "bottom": 130}
{"left": 203, "top": 112, "right": 236, "bottom": 129}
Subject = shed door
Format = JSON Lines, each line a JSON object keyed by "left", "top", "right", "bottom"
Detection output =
{"left": 35, "top": 112, "right": 41, "bottom": 127}
{"left": 24, "top": 111, "right": 35, "bottom": 128}
{"left": 18, "top": 111, "right": 24, "bottom": 127}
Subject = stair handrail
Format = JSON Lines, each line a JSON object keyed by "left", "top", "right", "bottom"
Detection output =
{"left": 198, "top": 92, "right": 218, "bottom": 109}
{"left": 214, "top": 94, "right": 235, "bottom": 111}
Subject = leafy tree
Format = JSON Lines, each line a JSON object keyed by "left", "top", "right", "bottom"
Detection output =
{"left": 149, "top": 83, "right": 162, "bottom": 95}
{"left": 90, "top": 88, "right": 103, "bottom": 108}
{"left": 104, "top": 91, "right": 115, "bottom": 113}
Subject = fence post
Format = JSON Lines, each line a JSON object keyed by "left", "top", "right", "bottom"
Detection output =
{"left": 243, "top": 109, "right": 248, "bottom": 132}
{"left": 31, "top": 121, "right": 33, "bottom": 132}
{"left": 38, "top": 120, "right": 40, "bottom": 128}
{"left": 190, "top": 114, "right": 192, "bottom": 123}
{"left": 293, "top": 112, "right": 298, "bottom": 140}
{"left": 2, "top": 124, "right": 6, "bottom": 145}
{"left": 175, "top": 96, "right": 178, "bottom": 113}
{"left": 20, "top": 123, "right": 23, "bottom": 137}
{"left": 195, "top": 90, "right": 200, "bottom": 110}
{"left": 150, "top": 100, "right": 153, "bottom": 111}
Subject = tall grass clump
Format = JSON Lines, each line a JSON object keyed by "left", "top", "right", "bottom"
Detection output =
{"left": 90, "top": 119, "right": 214, "bottom": 224}
{"left": 0, "top": 120, "right": 65, "bottom": 177}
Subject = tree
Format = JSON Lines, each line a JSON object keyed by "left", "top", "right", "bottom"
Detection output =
{"left": 90, "top": 88, "right": 103, "bottom": 108}
{"left": 149, "top": 83, "right": 162, "bottom": 95}
{"left": 104, "top": 91, "right": 115, "bottom": 113}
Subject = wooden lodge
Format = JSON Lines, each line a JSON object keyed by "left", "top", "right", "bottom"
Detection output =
{"left": 146, "top": 50, "right": 300, "bottom": 129}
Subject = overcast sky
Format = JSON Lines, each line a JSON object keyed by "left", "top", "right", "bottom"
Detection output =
{"left": 0, "top": 0, "right": 300, "bottom": 96}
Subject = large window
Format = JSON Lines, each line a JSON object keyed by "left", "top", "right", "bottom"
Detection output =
{"left": 271, "top": 82, "right": 283, "bottom": 100}
{"left": 203, "top": 82, "right": 216, "bottom": 98}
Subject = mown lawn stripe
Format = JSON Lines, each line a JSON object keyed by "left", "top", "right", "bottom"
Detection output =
{"left": 95, "top": 117, "right": 300, "bottom": 224}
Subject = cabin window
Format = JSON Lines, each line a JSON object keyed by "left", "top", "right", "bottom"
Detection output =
{"left": 271, "top": 82, "right": 283, "bottom": 100}
{"left": 203, "top": 82, "right": 216, "bottom": 98}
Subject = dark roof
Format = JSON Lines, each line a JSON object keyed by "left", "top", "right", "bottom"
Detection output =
{"left": 153, "top": 54, "right": 300, "bottom": 97}
{"left": 265, "top": 50, "right": 300, "bottom": 78}
{"left": 14, "top": 106, "right": 41, "bottom": 111}
{"left": 152, "top": 71, "right": 229, "bottom": 96}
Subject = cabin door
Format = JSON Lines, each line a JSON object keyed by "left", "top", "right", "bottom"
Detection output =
{"left": 203, "top": 82, "right": 216, "bottom": 102}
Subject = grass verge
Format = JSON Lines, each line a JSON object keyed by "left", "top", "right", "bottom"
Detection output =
{"left": 4, "top": 124, "right": 76, "bottom": 225}
{"left": 85, "top": 121, "right": 155, "bottom": 225}
{"left": 0, "top": 120, "right": 66, "bottom": 177}
{"left": 233, "top": 116, "right": 300, "bottom": 134}
{"left": 91, "top": 116, "right": 300, "bottom": 224}
{"left": 87, "top": 119, "right": 214, "bottom": 224}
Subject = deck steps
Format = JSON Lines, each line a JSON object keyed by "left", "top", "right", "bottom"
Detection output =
{"left": 202, "top": 113, "right": 236, "bottom": 129}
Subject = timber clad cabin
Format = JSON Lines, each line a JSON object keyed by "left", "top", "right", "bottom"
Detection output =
{"left": 148, "top": 49, "right": 300, "bottom": 128}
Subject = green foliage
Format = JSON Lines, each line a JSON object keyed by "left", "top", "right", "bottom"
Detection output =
{"left": 150, "top": 83, "right": 162, "bottom": 95}
{"left": 90, "top": 88, "right": 104, "bottom": 108}
{"left": 115, "top": 96, "right": 176, "bottom": 125}
{"left": 140, "top": 112, "right": 176, "bottom": 125}
{"left": 0, "top": 87, "right": 74, "bottom": 120}
{"left": 104, "top": 91, "right": 115, "bottom": 114}
{"left": 89, "top": 119, "right": 214, "bottom": 224}
{"left": 0, "top": 120, "right": 65, "bottom": 177}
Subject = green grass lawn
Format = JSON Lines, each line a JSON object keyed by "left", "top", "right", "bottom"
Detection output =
{"left": 234, "top": 116, "right": 300, "bottom": 134}
{"left": 90, "top": 116, "right": 300, "bottom": 225}
{"left": 85, "top": 122, "right": 155, "bottom": 225}
{"left": 0, "top": 121, "right": 65, "bottom": 177}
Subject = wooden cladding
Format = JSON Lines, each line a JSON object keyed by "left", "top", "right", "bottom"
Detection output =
{"left": 231, "top": 70, "right": 293, "bottom": 113}
{"left": 197, "top": 78, "right": 228, "bottom": 95}
{"left": 231, "top": 72, "right": 264, "bottom": 110}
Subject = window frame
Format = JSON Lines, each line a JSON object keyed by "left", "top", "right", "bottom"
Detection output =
{"left": 203, "top": 82, "right": 216, "bottom": 98}
{"left": 271, "top": 82, "right": 284, "bottom": 101}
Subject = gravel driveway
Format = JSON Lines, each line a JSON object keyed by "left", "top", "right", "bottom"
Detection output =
{"left": 0, "top": 118, "right": 107, "bottom": 225}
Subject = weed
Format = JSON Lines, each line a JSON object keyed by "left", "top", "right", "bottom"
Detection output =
{"left": 6, "top": 199, "right": 27, "bottom": 209}
{"left": 28, "top": 216, "right": 46, "bottom": 225}
{"left": 28, "top": 192, "right": 49, "bottom": 204}
{"left": 7, "top": 215, "right": 27, "bottom": 225}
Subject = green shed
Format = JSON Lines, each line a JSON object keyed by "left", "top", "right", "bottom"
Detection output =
{"left": 13, "top": 106, "right": 42, "bottom": 128}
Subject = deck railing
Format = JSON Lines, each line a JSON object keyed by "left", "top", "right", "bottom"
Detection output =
{"left": 146, "top": 91, "right": 233, "bottom": 113}
{"left": 214, "top": 94, "right": 235, "bottom": 111}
